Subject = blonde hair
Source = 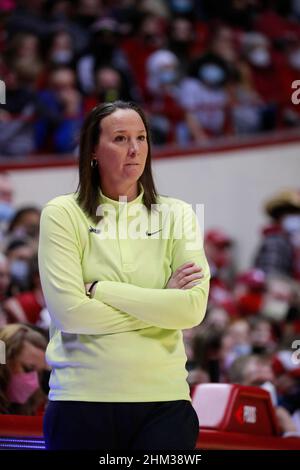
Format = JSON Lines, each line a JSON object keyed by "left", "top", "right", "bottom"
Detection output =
{"left": 0, "top": 324, "right": 47, "bottom": 414}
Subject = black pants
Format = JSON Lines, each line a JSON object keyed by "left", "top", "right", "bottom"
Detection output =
{"left": 43, "top": 400, "right": 199, "bottom": 451}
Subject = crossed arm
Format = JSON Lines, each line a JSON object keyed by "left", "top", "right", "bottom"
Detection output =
{"left": 38, "top": 203, "right": 210, "bottom": 335}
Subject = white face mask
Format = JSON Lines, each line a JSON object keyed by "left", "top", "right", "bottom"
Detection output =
{"left": 262, "top": 298, "right": 289, "bottom": 321}
{"left": 289, "top": 48, "right": 300, "bottom": 70}
{"left": 199, "top": 64, "right": 225, "bottom": 86}
{"left": 233, "top": 343, "right": 252, "bottom": 356}
{"left": 282, "top": 215, "right": 300, "bottom": 234}
{"left": 248, "top": 47, "right": 271, "bottom": 67}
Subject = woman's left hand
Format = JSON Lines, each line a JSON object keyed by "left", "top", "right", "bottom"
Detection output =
{"left": 85, "top": 282, "right": 93, "bottom": 292}
{"left": 85, "top": 282, "right": 98, "bottom": 297}
{"left": 166, "top": 262, "right": 203, "bottom": 290}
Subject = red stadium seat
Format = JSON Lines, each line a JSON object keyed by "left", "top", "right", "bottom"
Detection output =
{"left": 191, "top": 383, "right": 300, "bottom": 449}
{"left": 192, "top": 383, "right": 279, "bottom": 435}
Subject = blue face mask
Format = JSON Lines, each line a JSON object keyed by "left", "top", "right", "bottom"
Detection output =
{"left": 282, "top": 215, "right": 300, "bottom": 234}
{"left": 170, "top": 0, "right": 193, "bottom": 13}
{"left": 199, "top": 64, "right": 226, "bottom": 87}
{"left": 233, "top": 343, "right": 252, "bottom": 356}
{"left": 0, "top": 202, "right": 15, "bottom": 222}
{"left": 10, "top": 259, "right": 29, "bottom": 284}
{"left": 159, "top": 69, "right": 177, "bottom": 85}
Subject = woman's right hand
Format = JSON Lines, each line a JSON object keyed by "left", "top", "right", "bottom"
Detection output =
{"left": 166, "top": 262, "right": 203, "bottom": 290}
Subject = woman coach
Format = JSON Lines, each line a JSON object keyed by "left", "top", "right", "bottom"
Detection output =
{"left": 38, "top": 101, "right": 210, "bottom": 450}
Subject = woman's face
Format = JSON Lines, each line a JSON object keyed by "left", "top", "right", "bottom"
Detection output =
{"left": 9, "top": 340, "right": 47, "bottom": 374}
{"left": 94, "top": 109, "right": 148, "bottom": 193}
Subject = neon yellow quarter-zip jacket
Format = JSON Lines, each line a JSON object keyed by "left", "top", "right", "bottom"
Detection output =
{"left": 38, "top": 186, "right": 210, "bottom": 402}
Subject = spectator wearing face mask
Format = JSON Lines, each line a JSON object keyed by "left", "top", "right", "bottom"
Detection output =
{"left": 179, "top": 52, "right": 232, "bottom": 141}
{"left": 241, "top": 32, "right": 281, "bottom": 131}
{"left": 0, "top": 324, "right": 49, "bottom": 415}
{"left": 216, "top": 318, "right": 261, "bottom": 378}
{"left": 254, "top": 189, "right": 300, "bottom": 280}
{"left": 3, "top": 254, "right": 48, "bottom": 328}
{"left": 227, "top": 319, "right": 252, "bottom": 358}
{"left": 228, "top": 353, "right": 298, "bottom": 435}
{"left": 145, "top": 49, "right": 192, "bottom": 145}
{"left": 4, "top": 238, "right": 35, "bottom": 294}
{"left": 261, "top": 275, "right": 295, "bottom": 325}
{"left": 47, "top": 30, "right": 76, "bottom": 69}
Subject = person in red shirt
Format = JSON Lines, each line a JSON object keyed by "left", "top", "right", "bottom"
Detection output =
{"left": 234, "top": 269, "right": 266, "bottom": 317}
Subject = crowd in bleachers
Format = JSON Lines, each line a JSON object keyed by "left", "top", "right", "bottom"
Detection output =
{"left": 185, "top": 188, "right": 300, "bottom": 435}
{"left": 0, "top": 0, "right": 300, "bottom": 156}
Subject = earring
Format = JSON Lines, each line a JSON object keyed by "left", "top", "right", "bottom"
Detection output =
{"left": 91, "top": 159, "right": 98, "bottom": 168}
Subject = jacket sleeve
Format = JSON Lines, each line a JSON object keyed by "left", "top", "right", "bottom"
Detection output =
{"left": 94, "top": 203, "right": 210, "bottom": 330}
{"left": 38, "top": 203, "right": 153, "bottom": 335}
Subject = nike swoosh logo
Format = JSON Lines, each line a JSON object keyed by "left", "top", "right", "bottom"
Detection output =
{"left": 88, "top": 226, "right": 101, "bottom": 234}
{"left": 146, "top": 228, "right": 162, "bottom": 236}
